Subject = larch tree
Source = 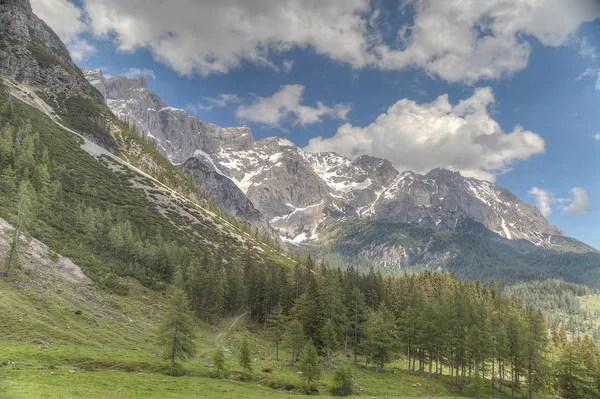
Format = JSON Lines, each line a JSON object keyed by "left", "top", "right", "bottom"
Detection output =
{"left": 157, "top": 271, "right": 197, "bottom": 369}
{"left": 4, "top": 179, "right": 34, "bottom": 274}
{"left": 239, "top": 334, "right": 252, "bottom": 375}
{"left": 283, "top": 318, "right": 305, "bottom": 365}
{"left": 362, "top": 304, "right": 396, "bottom": 372}
{"left": 299, "top": 341, "right": 321, "bottom": 390}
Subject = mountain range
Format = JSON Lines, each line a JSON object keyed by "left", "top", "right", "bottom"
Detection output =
{"left": 0, "top": 0, "right": 597, "bottom": 287}
{"left": 84, "top": 68, "right": 595, "bottom": 263}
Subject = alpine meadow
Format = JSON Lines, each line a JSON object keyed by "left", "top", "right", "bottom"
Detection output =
{"left": 2, "top": 0, "right": 600, "bottom": 398}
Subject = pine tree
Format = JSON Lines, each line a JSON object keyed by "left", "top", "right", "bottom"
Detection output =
{"left": 299, "top": 341, "right": 321, "bottom": 390}
{"left": 362, "top": 304, "right": 396, "bottom": 372}
{"left": 283, "top": 319, "right": 305, "bottom": 365}
{"left": 269, "top": 304, "right": 287, "bottom": 361}
{"left": 213, "top": 348, "right": 226, "bottom": 378}
{"left": 157, "top": 272, "right": 197, "bottom": 369}
{"left": 239, "top": 335, "right": 252, "bottom": 375}
{"left": 4, "top": 180, "right": 35, "bottom": 274}
{"left": 321, "top": 318, "right": 339, "bottom": 361}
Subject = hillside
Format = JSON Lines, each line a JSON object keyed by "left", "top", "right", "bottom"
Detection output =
{"left": 317, "top": 219, "right": 600, "bottom": 289}
{"left": 82, "top": 68, "right": 592, "bottom": 252}
{"left": 0, "top": 214, "right": 546, "bottom": 399}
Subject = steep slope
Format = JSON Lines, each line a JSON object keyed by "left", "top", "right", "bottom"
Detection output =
{"left": 0, "top": 79, "right": 289, "bottom": 286}
{"left": 82, "top": 70, "right": 584, "bottom": 253}
{"left": 83, "top": 68, "right": 277, "bottom": 240}
{"left": 0, "top": 0, "right": 114, "bottom": 151}
{"left": 318, "top": 219, "right": 600, "bottom": 288}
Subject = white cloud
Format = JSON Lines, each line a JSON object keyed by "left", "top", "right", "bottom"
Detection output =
{"left": 33, "top": 0, "right": 599, "bottom": 82}
{"left": 82, "top": 0, "right": 374, "bottom": 76}
{"left": 579, "top": 37, "right": 598, "bottom": 60}
{"left": 282, "top": 60, "right": 294, "bottom": 73}
{"left": 577, "top": 68, "right": 600, "bottom": 91}
{"left": 187, "top": 94, "right": 240, "bottom": 112}
{"left": 594, "top": 133, "right": 600, "bottom": 141}
{"left": 236, "top": 85, "right": 350, "bottom": 126}
{"left": 564, "top": 187, "right": 592, "bottom": 214}
{"left": 375, "top": 0, "right": 600, "bottom": 83}
{"left": 529, "top": 187, "right": 553, "bottom": 217}
{"left": 31, "top": 0, "right": 95, "bottom": 61}
{"left": 122, "top": 68, "right": 156, "bottom": 80}
{"left": 306, "top": 87, "right": 544, "bottom": 181}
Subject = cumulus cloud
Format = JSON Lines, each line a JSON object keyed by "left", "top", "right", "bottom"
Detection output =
{"left": 31, "top": 0, "right": 95, "bottom": 61}
{"left": 236, "top": 85, "right": 350, "bottom": 126}
{"left": 306, "top": 87, "right": 544, "bottom": 181}
{"left": 122, "top": 68, "right": 156, "bottom": 80}
{"left": 564, "top": 187, "right": 592, "bottom": 214}
{"left": 82, "top": 0, "right": 374, "bottom": 76}
{"left": 528, "top": 186, "right": 592, "bottom": 216}
{"left": 529, "top": 187, "right": 553, "bottom": 217}
{"left": 594, "top": 134, "right": 600, "bottom": 141}
{"left": 186, "top": 94, "right": 240, "bottom": 113}
{"left": 577, "top": 68, "right": 600, "bottom": 91}
{"left": 33, "top": 0, "right": 600, "bottom": 83}
{"left": 385, "top": 0, "right": 600, "bottom": 83}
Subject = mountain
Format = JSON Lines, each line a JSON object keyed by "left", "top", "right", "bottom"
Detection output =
{"left": 82, "top": 69, "right": 278, "bottom": 240}
{"left": 83, "top": 69, "right": 592, "bottom": 258}
{"left": 0, "top": 0, "right": 289, "bottom": 290}
{"left": 0, "top": 0, "right": 115, "bottom": 151}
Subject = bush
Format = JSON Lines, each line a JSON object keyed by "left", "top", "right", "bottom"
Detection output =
{"left": 330, "top": 364, "right": 353, "bottom": 396}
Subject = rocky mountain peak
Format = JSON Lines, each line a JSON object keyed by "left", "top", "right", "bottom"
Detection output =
{"left": 83, "top": 68, "right": 577, "bottom": 252}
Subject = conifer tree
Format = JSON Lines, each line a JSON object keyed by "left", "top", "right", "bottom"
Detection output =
{"left": 330, "top": 363, "right": 353, "bottom": 396}
{"left": 321, "top": 318, "right": 339, "bottom": 361}
{"left": 283, "top": 318, "right": 305, "bottom": 365}
{"left": 269, "top": 304, "right": 287, "bottom": 361}
{"left": 349, "top": 287, "right": 367, "bottom": 365}
{"left": 213, "top": 348, "right": 226, "bottom": 378}
{"left": 525, "top": 307, "right": 549, "bottom": 399}
{"left": 239, "top": 335, "right": 252, "bottom": 375}
{"left": 157, "top": 272, "right": 197, "bottom": 369}
{"left": 362, "top": 304, "right": 395, "bottom": 372}
{"left": 4, "top": 179, "right": 34, "bottom": 274}
{"left": 299, "top": 341, "right": 321, "bottom": 390}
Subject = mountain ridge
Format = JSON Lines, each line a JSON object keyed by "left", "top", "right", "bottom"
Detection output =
{"left": 82, "top": 68, "right": 592, "bottom": 255}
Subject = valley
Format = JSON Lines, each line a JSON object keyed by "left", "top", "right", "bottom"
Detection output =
{"left": 1, "top": 0, "right": 600, "bottom": 398}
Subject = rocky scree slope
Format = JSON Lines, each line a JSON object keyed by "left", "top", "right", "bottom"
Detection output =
{"left": 84, "top": 68, "right": 278, "bottom": 240}
{"left": 82, "top": 69, "right": 585, "bottom": 253}
{"left": 0, "top": 0, "right": 289, "bottom": 275}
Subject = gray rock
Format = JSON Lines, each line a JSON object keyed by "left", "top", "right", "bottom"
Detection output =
{"left": 81, "top": 65, "right": 584, "bottom": 254}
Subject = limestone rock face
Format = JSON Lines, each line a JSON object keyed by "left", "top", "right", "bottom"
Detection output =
{"left": 82, "top": 72, "right": 576, "bottom": 252}
{"left": 0, "top": 0, "right": 102, "bottom": 103}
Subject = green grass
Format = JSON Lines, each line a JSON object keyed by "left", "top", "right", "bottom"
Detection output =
{"left": 0, "top": 271, "right": 530, "bottom": 399}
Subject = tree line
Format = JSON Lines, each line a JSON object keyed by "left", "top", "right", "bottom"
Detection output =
{"left": 162, "top": 256, "right": 600, "bottom": 398}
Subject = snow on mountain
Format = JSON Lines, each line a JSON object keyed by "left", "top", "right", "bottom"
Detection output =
{"left": 84, "top": 69, "right": 579, "bottom": 251}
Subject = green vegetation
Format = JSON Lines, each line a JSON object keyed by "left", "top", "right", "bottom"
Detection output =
{"left": 1, "top": 80, "right": 600, "bottom": 398}
{"left": 506, "top": 279, "right": 600, "bottom": 341}
{"left": 299, "top": 341, "right": 321, "bottom": 391}
{"left": 238, "top": 335, "right": 253, "bottom": 375}
{"left": 157, "top": 274, "right": 197, "bottom": 369}
{"left": 322, "top": 219, "right": 600, "bottom": 288}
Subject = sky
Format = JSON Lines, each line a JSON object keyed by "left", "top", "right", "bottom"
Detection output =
{"left": 31, "top": 0, "right": 600, "bottom": 248}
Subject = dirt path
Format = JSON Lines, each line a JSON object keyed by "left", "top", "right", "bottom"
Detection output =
{"left": 216, "top": 312, "right": 248, "bottom": 349}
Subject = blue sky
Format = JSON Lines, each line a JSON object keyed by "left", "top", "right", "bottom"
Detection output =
{"left": 32, "top": 0, "right": 600, "bottom": 247}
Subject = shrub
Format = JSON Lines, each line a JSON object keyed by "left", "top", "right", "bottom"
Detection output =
{"left": 330, "top": 364, "right": 353, "bottom": 396}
